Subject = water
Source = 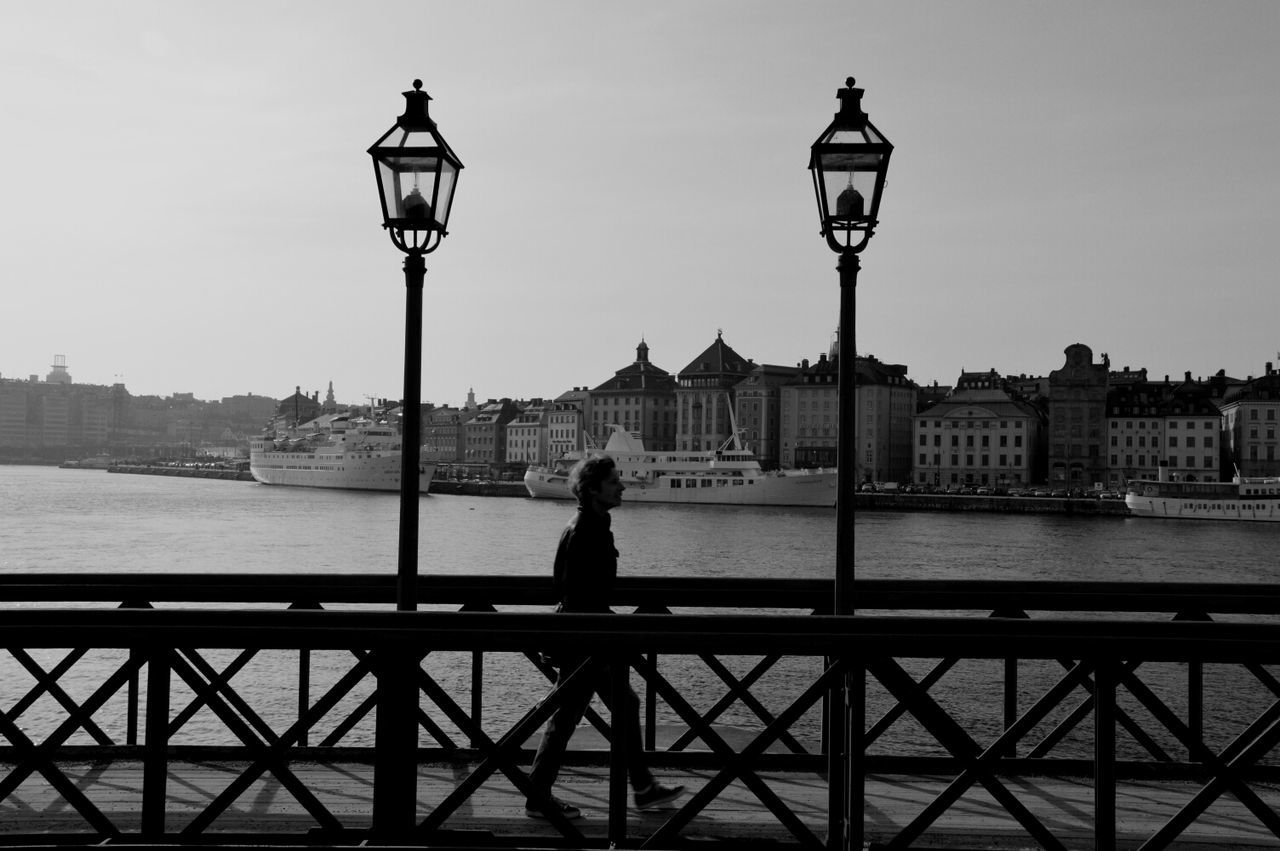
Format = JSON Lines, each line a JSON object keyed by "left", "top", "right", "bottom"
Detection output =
{"left": 4, "top": 466, "right": 1277, "bottom": 757}
{"left": 0, "top": 466, "right": 835, "bottom": 579}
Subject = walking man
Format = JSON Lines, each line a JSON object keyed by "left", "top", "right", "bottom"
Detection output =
{"left": 526, "top": 454, "right": 684, "bottom": 820}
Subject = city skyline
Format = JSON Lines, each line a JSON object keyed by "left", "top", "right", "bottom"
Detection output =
{"left": 2, "top": 3, "right": 1278, "bottom": 403}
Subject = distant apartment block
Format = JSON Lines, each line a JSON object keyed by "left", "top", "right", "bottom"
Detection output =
{"left": 1220, "top": 361, "right": 1280, "bottom": 478}
{"left": 913, "top": 369, "right": 1045, "bottom": 489}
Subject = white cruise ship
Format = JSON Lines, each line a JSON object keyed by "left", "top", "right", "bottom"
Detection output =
{"left": 249, "top": 415, "right": 434, "bottom": 492}
{"left": 524, "top": 426, "right": 835, "bottom": 507}
{"left": 1125, "top": 476, "right": 1280, "bottom": 522}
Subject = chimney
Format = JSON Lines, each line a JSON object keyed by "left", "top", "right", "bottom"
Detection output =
{"left": 1267, "top": 362, "right": 1274, "bottom": 375}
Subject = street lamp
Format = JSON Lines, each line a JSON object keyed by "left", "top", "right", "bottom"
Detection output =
{"left": 809, "top": 76, "right": 891, "bottom": 614}
{"left": 809, "top": 76, "right": 891, "bottom": 851}
{"left": 368, "top": 79, "right": 463, "bottom": 613}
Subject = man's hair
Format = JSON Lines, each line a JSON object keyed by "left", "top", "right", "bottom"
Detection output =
{"left": 569, "top": 455, "right": 617, "bottom": 504}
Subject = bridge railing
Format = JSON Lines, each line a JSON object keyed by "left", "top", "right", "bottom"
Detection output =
{"left": 5, "top": 576, "right": 1280, "bottom": 849}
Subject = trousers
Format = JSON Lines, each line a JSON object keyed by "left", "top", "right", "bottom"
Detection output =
{"left": 528, "top": 656, "right": 654, "bottom": 795}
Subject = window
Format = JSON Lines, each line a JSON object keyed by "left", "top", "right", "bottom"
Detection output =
{"left": 1169, "top": 437, "right": 1178, "bottom": 448}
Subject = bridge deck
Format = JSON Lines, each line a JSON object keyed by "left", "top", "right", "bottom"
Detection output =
{"left": 2, "top": 759, "right": 1275, "bottom": 849}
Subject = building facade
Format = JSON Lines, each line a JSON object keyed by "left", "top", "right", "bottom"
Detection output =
{"left": 1105, "top": 371, "right": 1225, "bottom": 487}
{"left": 1219, "top": 362, "right": 1280, "bottom": 478}
{"left": 675, "top": 333, "right": 754, "bottom": 452}
{"left": 1046, "top": 344, "right": 1110, "bottom": 489}
{"left": 733, "top": 363, "right": 800, "bottom": 469}
{"left": 589, "top": 340, "right": 677, "bottom": 450}
{"left": 505, "top": 399, "right": 551, "bottom": 466}
{"left": 913, "top": 369, "right": 1045, "bottom": 490}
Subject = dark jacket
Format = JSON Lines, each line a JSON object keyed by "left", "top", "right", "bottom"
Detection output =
{"left": 552, "top": 507, "right": 618, "bottom": 613}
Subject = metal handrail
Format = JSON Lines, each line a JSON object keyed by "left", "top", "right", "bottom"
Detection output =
{"left": 8, "top": 574, "right": 1280, "bottom": 615}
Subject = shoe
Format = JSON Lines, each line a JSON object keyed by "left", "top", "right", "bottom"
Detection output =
{"left": 635, "top": 781, "right": 685, "bottom": 811}
{"left": 525, "top": 795, "right": 582, "bottom": 820}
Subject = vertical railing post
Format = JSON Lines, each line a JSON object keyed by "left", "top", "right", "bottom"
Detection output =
{"left": 1188, "top": 659, "right": 1203, "bottom": 760}
{"left": 372, "top": 645, "right": 419, "bottom": 839}
{"left": 846, "top": 655, "right": 863, "bottom": 851}
{"left": 1174, "top": 610, "right": 1208, "bottom": 761}
{"left": 127, "top": 648, "right": 140, "bottom": 747}
{"left": 298, "top": 648, "right": 311, "bottom": 748}
{"left": 644, "top": 651, "right": 657, "bottom": 752}
{"left": 141, "top": 647, "right": 170, "bottom": 838}
{"left": 1094, "top": 657, "right": 1116, "bottom": 849}
{"left": 608, "top": 655, "right": 629, "bottom": 847}
{"left": 470, "top": 650, "right": 484, "bottom": 749}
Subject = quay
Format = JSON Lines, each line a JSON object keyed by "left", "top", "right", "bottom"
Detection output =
{"left": 856, "top": 492, "right": 1131, "bottom": 516}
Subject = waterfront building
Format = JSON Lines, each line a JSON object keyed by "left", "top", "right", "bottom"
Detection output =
{"left": 854, "top": 354, "right": 914, "bottom": 482}
{"left": 913, "top": 369, "right": 1044, "bottom": 490}
{"left": 462, "top": 398, "right": 520, "bottom": 466}
{"left": 1046, "top": 344, "right": 1110, "bottom": 489}
{"left": 675, "top": 332, "right": 753, "bottom": 452}
{"left": 422, "top": 405, "right": 467, "bottom": 464}
{"left": 1219, "top": 361, "right": 1280, "bottom": 477}
{"left": 504, "top": 399, "right": 551, "bottom": 466}
{"left": 780, "top": 353, "right": 838, "bottom": 470}
{"left": 1105, "top": 370, "right": 1226, "bottom": 487}
{"left": 589, "top": 340, "right": 677, "bottom": 450}
{"left": 276, "top": 387, "right": 322, "bottom": 427}
{"left": 548, "top": 388, "right": 590, "bottom": 457}
{"left": 734, "top": 363, "right": 801, "bottom": 470}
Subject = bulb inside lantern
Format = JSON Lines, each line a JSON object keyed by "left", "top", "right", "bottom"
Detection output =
{"left": 835, "top": 186, "right": 864, "bottom": 220}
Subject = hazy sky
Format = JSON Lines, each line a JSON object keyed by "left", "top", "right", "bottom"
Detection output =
{"left": 2, "top": 2, "right": 1278, "bottom": 405}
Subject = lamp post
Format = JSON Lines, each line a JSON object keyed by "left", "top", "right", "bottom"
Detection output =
{"left": 809, "top": 76, "right": 891, "bottom": 851}
{"left": 367, "top": 79, "right": 462, "bottom": 839}
{"left": 368, "top": 79, "right": 463, "bottom": 613}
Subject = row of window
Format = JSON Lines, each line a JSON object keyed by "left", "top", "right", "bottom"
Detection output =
{"left": 920, "top": 434, "right": 1025, "bottom": 448}
{"left": 918, "top": 453, "right": 1025, "bottom": 468}
{"left": 917, "top": 420, "right": 1026, "bottom": 429}
{"left": 1112, "top": 435, "right": 1215, "bottom": 448}
{"left": 1113, "top": 420, "right": 1217, "bottom": 430}
{"left": 1112, "top": 455, "right": 1215, "bottom": 468}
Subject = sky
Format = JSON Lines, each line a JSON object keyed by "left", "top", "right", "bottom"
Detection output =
{"left": 2, "top": 2, "right": 1278, "bottom": 407}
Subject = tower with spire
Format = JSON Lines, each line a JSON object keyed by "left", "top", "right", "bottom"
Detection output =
{"left": 589, "top": 339, "right": 678, "bottom": 450}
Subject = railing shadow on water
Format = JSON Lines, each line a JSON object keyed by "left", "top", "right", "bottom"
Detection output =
{"left": 5, "top": 575, "right": 1280, "bottom": 849}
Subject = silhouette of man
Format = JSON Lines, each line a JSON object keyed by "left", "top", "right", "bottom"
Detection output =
{"left": 526, "top": 454, "right": 684, "bottom": 820}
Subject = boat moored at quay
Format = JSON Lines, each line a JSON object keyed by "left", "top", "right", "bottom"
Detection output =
{"left": 524, "top": 425, "right": 836, "bottom": 507}
{"left": 249, "top": 415, "right": 434, "bottom": 492}
{"left": 1125, "top": 476, "right": 1280, "bottom": 521}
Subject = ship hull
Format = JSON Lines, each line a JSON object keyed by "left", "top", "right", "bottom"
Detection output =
{"left": 250, "top": 441, "right": 434, "bottom": 493}
{"left": 524, "top": 466, "right": 836, "bottom": 507}
{"left": 1125, "top": 478, "right": 1280, "bottom": 522}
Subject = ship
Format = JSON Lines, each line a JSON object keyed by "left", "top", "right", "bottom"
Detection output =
{"left": 249, "top": 414, "right": 434, "bottom": 492}
{"left": 524, "top": 425, "right": 836, "bottom": 507}
{"left": 1125, "top": 475, "right": 1280, "bottom": 522}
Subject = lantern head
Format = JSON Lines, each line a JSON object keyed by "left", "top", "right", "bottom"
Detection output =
{"left": 809, "top": 77, "right": 892, "bottom": 253}
{"left": 368, "top": 80, "right": 464, "bottom": 253}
